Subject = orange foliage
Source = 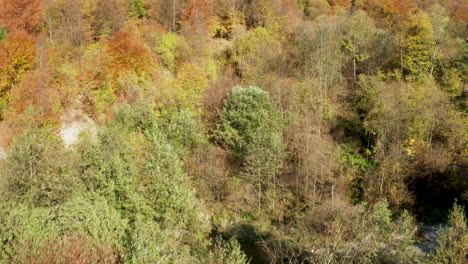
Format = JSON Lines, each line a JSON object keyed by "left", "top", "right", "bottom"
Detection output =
{"left": 9, "top": 68, "right": 62, "bottom": 125}
{"left": 385, "top": 0, "right": 411, "bottom": 16}
{"left": 362, "top": 0, "right": 412, "bottom": 27}
{"left": 106, "top": 31, "right": 150, "bottom": 74}
{"left": 0, "top": 0, "right": 44, "bottom": 35}
{"left": 448, "top": 0, "right": 468, "bottom": 21}
{"left": 16, "top": 235, "right": 118, "bottom": 264}
{"left": 330, "top": 0, "right": 352, "bottom": 8}
{"left": 181, "top": 0, "right": 214, "bottom": 36}
{"left": 0, "top": 0, "right": 44, "bottom": 118}
{"left": 0, "top": 31, "right": 37, "bottom": 97}
{"left": 362, "top": 0, "right": 412, "bottom": 15}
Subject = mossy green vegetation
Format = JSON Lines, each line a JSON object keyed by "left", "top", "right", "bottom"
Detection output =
{"left": 0, "top": 105, "right": 247, "bottom": 263}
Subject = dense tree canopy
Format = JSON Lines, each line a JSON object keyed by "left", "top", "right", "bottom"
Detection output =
{"left": 0, "top": 0, "right": 466, "bottom": 263}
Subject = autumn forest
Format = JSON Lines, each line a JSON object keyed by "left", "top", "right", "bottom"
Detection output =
{"left": 0, "top": 0, "right": 466, "bottom": 263}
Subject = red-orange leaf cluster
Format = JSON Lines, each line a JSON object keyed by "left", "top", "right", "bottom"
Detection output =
{"left": 0, "top": 0, "right": 44, "bottom": 114}
{"left": 0, "top": 0, "right": 44, "bottom": 35}
{"left": 448, "top": 0, "right": 468, "bottom": 21}
{"left": 106, "top": 31, "right": 150, "bottom": 74}
{"left": 0, "top": 31, "right": 37, "bottom": 96}
{"left": 362, "top": 0, "right": 412, "bottom": 28}
{"left": 330, "top": 0, "right": 352, "bottom": 8}
{"left": 363, "top": 0, "right": 411, "bottom": 16}
{"left": 9, "top": 68, "right": 61, "bottom": 124}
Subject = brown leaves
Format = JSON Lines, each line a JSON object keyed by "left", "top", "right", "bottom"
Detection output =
{"left": 181, "top": 0, "right": 214, "bottom": 36}
{"left": 106, "top": 31, "right": 150, "bottom": 74}
{"left": 0, "top": 14, "right": 40, "bottom": 91}
{"left": 0, "top": 0, "right": 45, "bottom": 119}
{"left": 448, "top": 0, "right": 468, "bottom": 21}
{"left": 330, "top": 0, "right": 352, "bottom": 8}
{"left": 0, "top": 31, "right": 37, "bottom": 96}
{"left": 15, "top": 235, "right": 118, "bottom": 264}
{"left": 9, "top": 67, "right": 62, "bottom": 124}
{"left": 0, "top": 0, "right": 44, "bottom": 35}
{"left": 362, "top": 0, "right": 412, "bottom": 27}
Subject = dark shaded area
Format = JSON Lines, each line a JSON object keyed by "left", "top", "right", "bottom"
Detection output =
{"left": 240, "top": 242, "right": 270, "bottom": 264}
{"left": 223, "top": 224, "right": 271, "bottom": 264}
{"left": 408, "top": 164, "right": 468, "bottom": 222}
{"left": 221, "top": 224, "right": 313, "bottom": 264}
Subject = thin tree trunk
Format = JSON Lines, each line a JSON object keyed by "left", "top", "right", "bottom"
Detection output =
{"left": 353, "top": 56, "right": 357, "bottom": 80}
{"left": 353, "top": 34, "right": 357, "bottom": 80}
{"left": 273, "top": 170, "right": 276, "bottom": 209}
{"left": 430, "top": 45, "right": 438, "bottom": 76}
{"left": 380, "top": 172, "right": 384, "bottom": 193}
{"left": 172, "top": 0, "right": 176, "bottom": 31}
{"left": 258, "top": 166, "right": 261, "bottom": 208}
{"left": 331, "top": 184, "right": 335, "bottom": 204}
{"left": 48, "top": 17, "right": 54, "bottom": 48}
{"left": 426, "top": 119, "right": 435, "bottom": 151}
{"left": 400, "top": 46, "right": 404, "bottom": 75}
{"left": 29, "top": 145, "right": 33, "bottom": 181}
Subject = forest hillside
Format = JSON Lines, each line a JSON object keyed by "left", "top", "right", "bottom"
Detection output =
{"left": 0, "top": 0, "right": 467, "bottom": 263}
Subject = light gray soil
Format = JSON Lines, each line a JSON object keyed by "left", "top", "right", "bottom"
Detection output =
{"left": 410, "top": 223, "right": 446, "bottom": 255}
{"left": 59, "top": 101, "right": 95, "bottom": 148}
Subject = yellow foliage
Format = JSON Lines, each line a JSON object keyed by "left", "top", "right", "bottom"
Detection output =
{"left": 0, "top": 32, "right": 37, "bottom": 119}
{"left": 401, "top": 10, "right": 435, "bottom": 79}
{"left": 172, "top": 63, "right": 209, "bottom": 110}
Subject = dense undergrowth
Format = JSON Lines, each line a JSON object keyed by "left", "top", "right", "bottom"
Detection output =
{"left": 0, "top": 0, "right": 467, "bottom": 263}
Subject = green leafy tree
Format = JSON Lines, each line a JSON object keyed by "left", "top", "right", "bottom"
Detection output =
{"left": 217, "top": 86, "right": 285, "bottom": 205}
{"left": 0, "top": 194, "right": 128, "bottom": 262}
{"left": 210, "top": 237, "right": 251, "bottom": 264}
{"left": 1, "top": 125, "right": 74, "bottom": 207}
{"left": 76, "top": 125, "right": 140, "bottom": 211}
{"left": 158, "top": 110, "right": 207, "bottom": 157}
{"left": 429, "top": 202, "right": 468, "bottom": 264}
{"left": 155, "top": 32, "right": 179, "bottom": 70}
{"left": 0, "top": 103, "right": 213, "bottom": 263}
{"left": 217, "top": 86, "right": 284, "bottom": 161}
{"left": 129, "top": 0, "right": 147, "bottom": 18}
{"left": 128, "top": 215, "right": 197, "bottom": 263}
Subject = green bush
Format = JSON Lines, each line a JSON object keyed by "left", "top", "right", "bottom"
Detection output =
{"left": 1, "top": 127, "right": 74, "bottom": 207}
{"left": 0, "top": 194, "right": 127, "bottom": 262}
{"left": 217, "top": 86, "right": 285, "bottom": 163}
{"left": 0, "top": 103, "right": 212, "bottom": 263}
{"left": 156, "top": 33, "right": 179, "bottom": 71}
{"left": 77, "top": 102, "right": 210, "bottom": 234}
{"left": 127, "top": 215, "right": 196, "bottom": 263}
{"left": 209, "top": 237, "right": 251, "bottom": 264}
{"left": 297, "top": 200, "right": 418, "bottom": 264}
{"left": 429, "top": 202, "right": 468, "bottom": 264}
{"left": 76, "top": 125, "right": 140, "bottom": 210}
{"left": 217, "top": 86, "right": 285, "bottom": 206}
{"left": 129, "top": 0, "right": 146, "bottom": 18}
{"left": 159, "top": 110, "right": 207, "bottom": 156}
